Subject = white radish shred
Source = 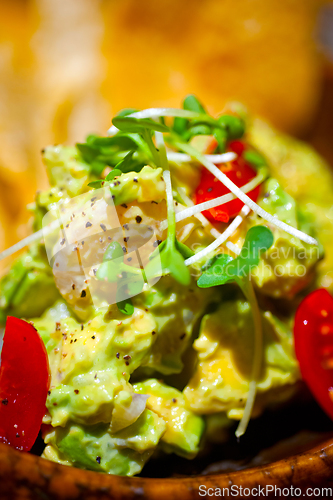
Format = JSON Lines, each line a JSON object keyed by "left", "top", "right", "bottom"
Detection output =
{"left": 184, "top": 206, "right": 250, "bottom": 266}
{"left": 174, "top": 188, "right": 221, "bottom": 239}
{"left": 226, "top": 241, "right": 241, "bottom": 255}
{"left": 167, "top": 151, "right": 237, "bottom": 164}
{"left": 174, "top": 172, "right": 265, "bottom": 225}
{"left": 0, "top": 219, "right": 60, "bottom": 262}
{"left": 174, "top": 141, "right": 318, "bottom": 247}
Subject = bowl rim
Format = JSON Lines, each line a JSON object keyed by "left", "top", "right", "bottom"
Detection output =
{"left": 1, "top": 437, "right": 333, "bottom": 498}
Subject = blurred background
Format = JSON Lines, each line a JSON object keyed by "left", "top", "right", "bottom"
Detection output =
{"left": 0, "top": 0, "right": 333, "bottom": 256}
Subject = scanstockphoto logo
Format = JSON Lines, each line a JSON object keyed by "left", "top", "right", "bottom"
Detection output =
{"left": 42, "top": 187, "right": 162, "bottom": 309}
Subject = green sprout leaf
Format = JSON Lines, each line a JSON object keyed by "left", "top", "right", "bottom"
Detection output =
{"left": 112, "top": 116, "right": 169, "bottom": 134}
{"left": 116, "top": 297, "right": 134, "bottom": 315}
{"left": 217, "top": 114, "right": 245, "bottom": 140}
{"left": 114, "top": 151, "right": 144, "bottom": 174}
{"left": 105, "top": 169, "right": 122, "bottom": 181}
{"left": 198, "top": 226, "right": 274, "bottom": 288}
{"left": 183, "top": 94, "right": 206, "bottom": 113}
{"left": 87, "top": 180, "right": 104, "bottom": 189}
{"left": 243, "top": 150, "right": 267, "bottom": 169}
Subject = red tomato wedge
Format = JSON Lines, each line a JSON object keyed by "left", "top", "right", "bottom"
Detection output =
{"left": 194, "top": 140, "right": 260, "bottom": 223}
{"left": 294, "top": 289, "right": 333, "bottom": 420}
{"left": 0, "top": 317, "right": 50, "bottom": 451}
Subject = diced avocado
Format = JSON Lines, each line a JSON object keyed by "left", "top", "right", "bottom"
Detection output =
{"left": 43, "top": 410, "right": 165, "bottom": 476}
{"left": 137, "top": 275, "right": 216, "bottom": 375}
{"left": 249, "top": 119, "right": 333, "bottom": 293}
{"left": 0, "top": 245, "right": 59, "bottom": 324}
{"left": 33, "top": 306, "right": 157, "bottom": 427}
{"left": 184, "top": 300, "right": 299, "bottom": 419}
{"left": 134, "top": 379, "right": 205, "bottom": 458}
{"left": 239, "top": 178, "right": 322, "bottom": 299}
{"left": 109, "top": 166, "right": 165, "bottom": 206}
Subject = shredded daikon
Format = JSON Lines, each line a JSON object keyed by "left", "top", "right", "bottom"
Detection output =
{"left": 167, "top": 151, "right": 236, "bottom": 164}
{"left": 185, "top": 206, "right": 250, "bottom": 266}
{"left": 174, "top": 140, "right": 318, "bottom": 246}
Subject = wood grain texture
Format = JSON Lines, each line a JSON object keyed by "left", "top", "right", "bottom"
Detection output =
{"left": 0, "top": 438, "right": 333, "bottom": 499}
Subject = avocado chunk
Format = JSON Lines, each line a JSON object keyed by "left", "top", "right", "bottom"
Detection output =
{"left": 134, "top": 379, "right": 205, "bottom": 458}
{"left": 242, "top": 178, "right": 322, "bottom": 299}
{"left": 249, "top": 118, "right": 333, "bottom": 293}
{"left": 184, "top": 300, "right": 299, "bottom": 419}
{"left": 33, "top": 306, "right": 157, "bottom": 427}
{"left": 43, "top": 409, "right": 165, "bottom": 476}
{"left": 0, "top": 245, "right": 59, "bottom": 324}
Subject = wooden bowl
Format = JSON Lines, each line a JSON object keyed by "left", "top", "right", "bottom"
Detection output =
{"left": 0, "top": 437, "right": 333, "bottom": 500}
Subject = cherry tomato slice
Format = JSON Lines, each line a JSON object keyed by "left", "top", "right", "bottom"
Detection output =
{"left": 0, "top": 317, "right": 50, "bottom": 451}
{"left": 294, "top": 289, "right": 333, "bottom": 420}
{"left": 194, "top": 140, "right": 260, "bottom": 223}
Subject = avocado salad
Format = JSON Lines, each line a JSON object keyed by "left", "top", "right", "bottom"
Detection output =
{"left": 0, "top": 96, "right": 333, "bottom": 477}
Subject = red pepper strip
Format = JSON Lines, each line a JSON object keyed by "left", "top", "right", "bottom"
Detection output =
{"left": 0, "top": 317, "right": 50, "bottom": 451}
{"left": 294, "top": 289, "right": 333, "bottom": 420}
{"left": 194, "top": 140, "right": 260, "bottom": 223}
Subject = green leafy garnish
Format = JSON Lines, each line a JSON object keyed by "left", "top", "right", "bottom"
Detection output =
{"left": 112, "top": 116, "right": 169, "bottom": 134}
{"left": 198, "top": 226, "right": 274, "bottom": 288}
{"left": 197, "top": 225, "right": 274, "bottom": 438}
{"left": 114, "top": 151, "right": 144, "bottom": 174}
{"left": 243, "top": 150, "right": 267, "bottom": 169}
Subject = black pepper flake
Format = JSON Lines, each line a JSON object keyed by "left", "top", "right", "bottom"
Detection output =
{"left": 100, "top": 223, "right": 107, "bottom": 232}
{"left": 125, "top": 361, "right": 129, "bottom": 366}
{"left": 133, "top": 178, "right": 138, "bottom": 183}
{"left": 96, "top": 456, "right": 101, "bottom": 464}
{"left": 2, "top": 399, "right": 8, "bottom": 405}
{"left": 74, "top": 339, "right": 77, "bottom": 343}
{"left": 74, "top": 390, "right": 79, "bottom": 395}
{"left": 127, "top": 257, "right": 132, "bottom": 262}
{"left": 56, "top": 322, "right": 61, "bottom": 331}
{"left": 91, "top": 336, "right": 95, "bottom": 340}
{"left": 70, "top": 340, "right": 73, "bottom": 344}
{"left": 81, "top": 290, "right": 87, "bottom": 298}
{"left": 122, "top": 247, "right": 127, "bottom": 253}
{"left": 207, "top": 187, "right": 213, "bottom": 193}
{"left": 81, "top": 241, "right": 85, "bottom": 246}
{"left": 123, "top": 223, "right": 129, "bottom": 230}
{"left": 60, "top": 238, "right": 65, "bottom": 246}
{"left": 180, "top": 333, "right": 186, "bottom": 340}
{"left": 152, "top": 330, "right": 156, "bottom": 335}
{"left": 121, "top": 203, "right": 128, "bottom": 209}
{"left": 123, "top": 355, "right": 131, "bottom": 360}
{"left": 66, "top": 224, "right": 69, "bottom": 228}
{"left": 135, "top": 215, "right": 142, "bottom": 224}
{"left": 86, "top": 222, "right": 92, "bottom": 228}
{"left": 94, "top": 373, "right": 98, "bottom": 379}
{"left": 116, "top": 353, "right": 120, "bottom": 359}
{"left": 172, "top": 398, "right": 177, "bottom": 403}
{"left": 124, "top": 237, "right": 129, "bottom": 243}
{"left": 72, "top": 284, "right": 76, "bottom": 290}
{"left": 153, "top": 239, "right": 162, "bottom": 248}
{"left": 81, "top": 324, "right": 84, "bottom": 331}
{"left": 151, "top": 200, "right": 158, "bottom": 204}
{"left": 111, "top": 195, "right": 115, "bottom": 200}
{"left": 16, "top": 433, "right": 20, "bottom": 438}
{"left": 82, "top": 212, "right": 86, "bottom": 216}
{"left": 91, "top": 197, "right": 97, "bottom": 202}
{"left": 48, "top": 390, "right": 51, "bottom": 396}
{"left": 55, "top": 263, "right": 59, "bottom": 267}
{"left": 108, "top": 236, "right": 112, "bottom": 241}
